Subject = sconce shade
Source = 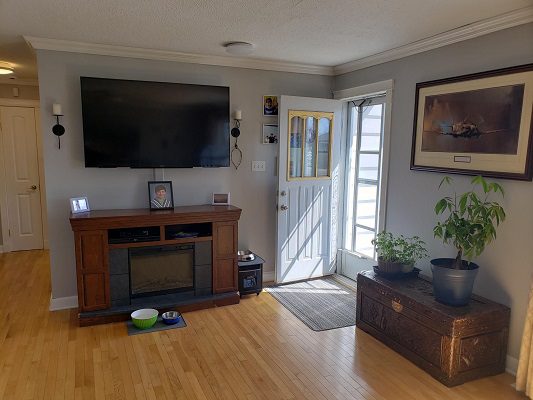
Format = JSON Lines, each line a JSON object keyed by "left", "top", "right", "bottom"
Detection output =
{"left": 52, "top": 103, "right": 63, "bottom": 116}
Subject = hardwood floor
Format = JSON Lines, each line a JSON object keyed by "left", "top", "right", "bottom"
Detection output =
{"left": 0, "top": 250, "right": 526, "bottom": 400}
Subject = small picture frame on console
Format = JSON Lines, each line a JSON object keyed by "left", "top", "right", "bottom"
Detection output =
{"left": 148, "top": 181, "right": 174, "bottom": 210}
{"left": 212, "top": 192, "right": 230, "bottom": 206}
{"left": 70, "top": 197, "right": 90, "bottom": 214}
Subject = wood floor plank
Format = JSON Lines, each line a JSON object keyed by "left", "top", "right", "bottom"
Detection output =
{"left": 0, "top": 250, "right": 527, "bottom": 400}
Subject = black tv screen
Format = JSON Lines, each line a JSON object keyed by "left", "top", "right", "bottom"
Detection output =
{"left": 80, "top": 77, "right": 230, "bottom": 168}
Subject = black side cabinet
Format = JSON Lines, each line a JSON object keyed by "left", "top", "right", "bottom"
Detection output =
{"left": 238, "top": 255, "right": 264, "bottom": 296}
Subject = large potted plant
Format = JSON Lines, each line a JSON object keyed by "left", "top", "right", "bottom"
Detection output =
{"left": 372, "top": 231, "right": 427, "bottom": 275}
{"left": 432, "top": 175, "right": 506, "bottom": 306}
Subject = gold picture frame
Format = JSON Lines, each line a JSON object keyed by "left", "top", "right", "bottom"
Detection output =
{"left": 411, "top": 63, "right": 533, "bottom": 180}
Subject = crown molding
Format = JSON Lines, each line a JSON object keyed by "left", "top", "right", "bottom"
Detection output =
{"left": 0, "top": 77, "right": 39, "bottom": 86}
{"left": 334, "top": 6, "right": 533, "bottom": 75}
{"left": 24, "top": 36, "right": 335, "bottom": 76}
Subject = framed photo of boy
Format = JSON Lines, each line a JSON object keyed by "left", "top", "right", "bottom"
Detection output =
{"left": 70, "top": 197, "right": 90, "bottom": 214}
{"left": 148, "top": 181, "right": 174, "bottom": 210}
{"left": 263, "top": 95, "right": 278, "bottom": 116}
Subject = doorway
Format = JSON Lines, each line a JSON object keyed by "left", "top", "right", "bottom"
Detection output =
{"left": 275, "top": 95, "right": 342, "bottom": 283}
{"left": 0, "top": 103, "right": 46, "bottom": 252}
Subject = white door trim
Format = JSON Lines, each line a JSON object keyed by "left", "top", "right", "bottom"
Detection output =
{"left": 0, "top": 100, "right": 47, "bottom": 252}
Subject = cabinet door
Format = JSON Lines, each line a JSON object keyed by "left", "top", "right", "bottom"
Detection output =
{"left": 213, "top": 221, "right": 237, "bottom": 293}
{"left": 74, "top": 230, "right": 110, "bottom": 311}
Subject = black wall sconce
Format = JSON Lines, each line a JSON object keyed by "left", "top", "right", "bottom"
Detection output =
{"left": 231, "top": 109, "right": 242, "bottom": 169}
{"left": 52, "top": 103, "right": 65, "bottom": 149}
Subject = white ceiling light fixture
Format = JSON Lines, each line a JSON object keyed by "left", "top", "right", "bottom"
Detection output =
{"left": 224, "top": 42, "right": 255, "bottom": 56}
{"left": 0, "top": 62, "right": 14, "bottom": 75}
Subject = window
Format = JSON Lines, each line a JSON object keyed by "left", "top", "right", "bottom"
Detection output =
{"left": 288, "top": 110, "right": 334, "bottom": 180}
{"left": 343, "top": 96, "right": 387, "bottom": 259}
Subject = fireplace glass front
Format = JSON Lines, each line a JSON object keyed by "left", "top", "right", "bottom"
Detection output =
{"left": 129, "top": 245, "right": 194, "bottom": 297}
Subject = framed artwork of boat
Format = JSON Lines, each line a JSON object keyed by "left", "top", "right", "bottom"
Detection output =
{"left": 410, "top": 63, "right": 533, "bottom": 180}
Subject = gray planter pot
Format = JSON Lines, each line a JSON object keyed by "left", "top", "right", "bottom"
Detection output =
{"left": 430, "top": 258, "right": 479, "bottom": 306}
{"left": 377, "top": 258, "right": 403, "bottom": 274}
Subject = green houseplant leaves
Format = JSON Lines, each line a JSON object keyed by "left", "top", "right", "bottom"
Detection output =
{"left": 433, "top": 176, "right": 506, "bottom": 269}
{"left": 371, "top": 231, "right": 428, "bottom": 267}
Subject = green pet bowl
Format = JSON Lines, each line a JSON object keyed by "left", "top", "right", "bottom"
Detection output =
{"left": 131, "top": 308, "right": 158, "bottom": 329}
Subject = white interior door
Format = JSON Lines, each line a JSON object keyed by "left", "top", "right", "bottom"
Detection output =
{"left": 0, "top": 106, "right": 43, "bottom": 251}
{"left": 276, "top": 96, "right": 342, "bottom": 283}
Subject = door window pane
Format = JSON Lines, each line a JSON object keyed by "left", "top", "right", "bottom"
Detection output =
{"left": 303, "top": 117, "right": 316, "bottom": 177}
{"left": 288, "top": 111, "right": 333, "bottom": 180}
{"left": 358, "top": 153, "right": 379, "bottom": 180}
{"left": 317, "top": 118, "right": 330, "bottom": 176}
{"left": 289, "top": 116, "right": 303, "bottom": 178}
{"left": 360, "top": 105, "right": 382, "bottom": 152}
{"left": 355, "top": 227, "right": 375, "bottom": 258}
{"left": 356, "top": 183, "right": 377, "bottom": 229}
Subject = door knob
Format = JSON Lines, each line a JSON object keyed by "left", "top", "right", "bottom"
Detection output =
{"left": 29, "top": 185, "right": 37, "bottom": 191}
{"left": 280, "top": 205, "right": 288, "bottom": 211}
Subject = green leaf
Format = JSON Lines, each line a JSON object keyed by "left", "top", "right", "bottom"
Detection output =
{"left": 435, "top": 199, "right": 447, "bottom": 214}
{"left": 439, "top": 176, "right": 452, "bottom": 189}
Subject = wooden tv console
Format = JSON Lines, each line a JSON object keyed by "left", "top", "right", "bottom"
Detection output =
{"left": 69, "top": 205, "right": 242, "bottom": 326}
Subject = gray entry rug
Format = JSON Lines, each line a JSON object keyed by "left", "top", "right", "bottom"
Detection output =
{"left": 265, "top": 277, "right": 356, "bottom": 331}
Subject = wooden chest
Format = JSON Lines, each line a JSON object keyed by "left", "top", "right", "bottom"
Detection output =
{"left": 356, "top": 270, "right": 510, "bottom": 386}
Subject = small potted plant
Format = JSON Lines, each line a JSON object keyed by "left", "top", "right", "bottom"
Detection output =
{"left": 372, "top": 231, "right": 428, "bottom": 275}
{"left": 432, "top": 175, "right": 505, "bottom": 306}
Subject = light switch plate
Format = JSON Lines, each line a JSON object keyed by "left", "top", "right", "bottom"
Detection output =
{"left": 252, "top": 161, "right": 266, "bottom": 171}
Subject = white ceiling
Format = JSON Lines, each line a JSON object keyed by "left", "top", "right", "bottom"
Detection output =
{"left": 0, "top": 0, "right": 532, "bottom": 79}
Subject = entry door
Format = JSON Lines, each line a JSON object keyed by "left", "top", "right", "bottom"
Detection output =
{"left": 0, "top": 106, "right": 43, "bottom": 251}
{"left": 276, "top": 96, "right": 342, "bottom": 283}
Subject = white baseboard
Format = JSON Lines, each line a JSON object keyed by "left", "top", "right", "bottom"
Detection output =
{"left": 49, "top": 295, "right": 78, "bottom": 311}
{"left": 263, "top": 270, "right": 275, "bottom": 283}
{"left": 506, "top": 355, "right": 519, "bottom": 376}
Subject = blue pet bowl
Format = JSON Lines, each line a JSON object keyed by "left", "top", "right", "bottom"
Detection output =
{"left": 161, "top": 311, "right": 181, "bottom": 325}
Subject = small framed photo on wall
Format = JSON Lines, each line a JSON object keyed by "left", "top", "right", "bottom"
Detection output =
{"left": 148, "top": 181, "right": 174, "bottom": 210}
{"left": 262, "top": 124, "right": 279, "bottom": 144}
{"left": 263, "top": 95, "right": 278, "bottom": 116}
{"left": 70, "top": 197, "right": 90, "bottom": 214}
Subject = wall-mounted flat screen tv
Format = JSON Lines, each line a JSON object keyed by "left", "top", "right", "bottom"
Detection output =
{"left": 80, "top": 77, "right": 230, "bottom": 168}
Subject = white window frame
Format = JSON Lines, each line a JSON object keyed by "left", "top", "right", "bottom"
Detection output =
{"left": 334, "top": 80, "right": 393, "bottom": 260}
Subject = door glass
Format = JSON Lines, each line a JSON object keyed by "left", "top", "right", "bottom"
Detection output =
{"left": 355, "top": 227, "right": 375, "bottom": 258}
{"left": 288, "top": 110, "right": 333, "bottom": 180}
{"left": 355, "top": 183, "right": 377, "bottom": 229}
{"left": 317, "top": 118, "right": 330, "bottom": 176}
{"left": 358, "top": 153, "right": 379, "bottom": 180}
{"left": 289, "top": 116, "right": 303, "bottom": 178}
{"left": 303, "top": 117, "right": 316, "bottom": 177}
{"left": 360, "top": 104, "right": 382, "bottom": 152}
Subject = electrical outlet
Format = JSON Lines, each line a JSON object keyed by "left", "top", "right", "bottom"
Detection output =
{"left": 252, "top": 161, "right": 266, "bottom": 172}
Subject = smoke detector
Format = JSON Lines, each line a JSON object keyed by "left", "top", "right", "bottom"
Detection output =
{"left": 224, "top": 42, "right": 255, "bottom": 56}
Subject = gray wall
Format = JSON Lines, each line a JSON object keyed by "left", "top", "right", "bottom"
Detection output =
{"left": 36, "top": 50, "right": 333, "bottom": 300}
{"left": 335, "top": 23, "right": 533, "bottom": 360}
